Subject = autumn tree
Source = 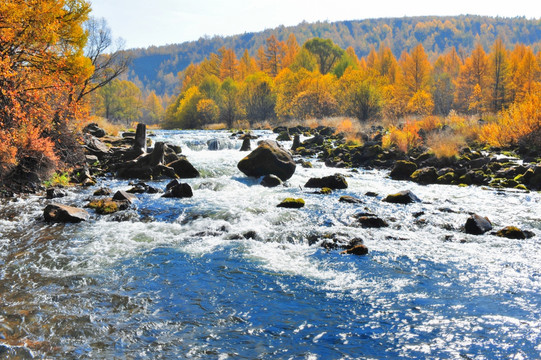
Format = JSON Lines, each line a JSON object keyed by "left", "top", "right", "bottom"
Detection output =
{"left": 282, "top": 33, "right": 300, "bottom": 68}
{"left": 488, "top": 38, "right": 511, "bottom": 111}
{"left": 264, "top": 35, "right": 287, "bottom": 77}
{"left": 455, "top": 43, "right": 490, "bottom": 113}
{"left": 220, "top": 78, "right": 242, "bottom": 127}
{"left": 220, "top": 48, "right": 238, "bottom": 80}
{"left": 0, "top": 0, "right": 93, "bottom": 183}
{"left": 238, "top": 49, "right": 257, "bottom": 81}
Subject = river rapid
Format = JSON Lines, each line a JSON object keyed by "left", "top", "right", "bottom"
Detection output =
{"left": 1, "top": 130, "right": 540, "bottom": 359}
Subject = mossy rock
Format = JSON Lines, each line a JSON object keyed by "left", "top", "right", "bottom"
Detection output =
{"left": 301, "top": 161, "right": 313, "bottom": 168}
{"left": 410, "top": 167, "right": 438, "bottom": 184}
{"left": 389, "top": 160, "right": 417, "bottom": 180}
{"left": 495, "top": 226, "right": 527, "bottom": 239}
{"left": 437, "top": 172, "right": 456, "bottom": 184}
{"left": 513, "top": 174, "right": 525, "bottom": 183}
{"left": 276, "top": 131, "right": 291, "bottom": 141}
{"left": 318, "top": 187, "right": 333, "bottom": 195}
{"left": 277, "top": 198, "right": 305, "bottom": 209}
{"left": 382, "top": 190, "right": 421, "bottom": 204}
{"left": 501, "top": 179, "right": 519, "bottom": 188}
{"left": 514, "top": 184, "right": 528, "bottom": 190}
{"left": 87, "top": 199, "right": 121, "bottom": 214}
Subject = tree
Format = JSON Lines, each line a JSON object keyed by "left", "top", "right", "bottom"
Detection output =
{"left": 95, "top": 79, "right": 142, "bottom": 124}
{"left": 0, "top": 0, "right": 92, "bottom": 179}
{"left": 142, "top": 91, "right": 164, "bottom": 124}
{"left": 264, "top": 35, "right": 287, "bottom": 77}
{"left": 196, "top": 99, "right": 219, "bottom": 125}
{"left": 455, "top": 43, "right": 489, "bottom": 113}
{"left": 74, "top": 17, "right": 130, "bottom": 103}
{"left": 238, "top": 49, "right": 257, "bottom": 80}
{"left": 219, "top": 78, "right": 242, "bottom": 127}
{"left": 220, "top": 48, "right": 238, "bottom": 80}
{"left": 283, "top": 33, "right": 300, "bottom": 68}
{"left": 163, "top": 86, "right": 204, "bottom": 129}
{"left": 488, "top": 38, "right": 511, "bottom": 111}
{"left": 241, "top": 72, "right": 275, "bottom": 122}
{"left": 303, "top": 38, "right": 345, "bottom": 74}
{"left": 400, "top": 44, "right": 431, "bottom": 96}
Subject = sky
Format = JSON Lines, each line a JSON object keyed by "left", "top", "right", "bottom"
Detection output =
{"left": 89, "top": 0, "right": 541, "bottom": 49}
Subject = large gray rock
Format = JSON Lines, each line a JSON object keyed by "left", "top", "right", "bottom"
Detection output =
{"left": 237, "top": 140, "right": 296, "bottom": 181}
{"left": 44, "top": 203, "right": 89, "bottom": 223}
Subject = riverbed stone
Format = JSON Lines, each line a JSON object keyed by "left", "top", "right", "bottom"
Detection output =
{"left": 495, "top": 226, "right": 531, "bottom": 239}
{"left": 240, "top": 138, "right": 251, "bottom": 151}
{"left": 277, "top": 198, "right": 305, "bottom": 208}
{"left": 355, "top": 215, "right": 389, "bottom": 228}
{"left": 167, "top": 157, "right": 200, "bottom": 178}
{"left": 260, "top": 174, "right": 282, "bottom": 187}
{"left": 113, "top": 190, "right": 136, "bottom": 203}
{"left": 339, "top": 195, "right": 363, "bottom": 204}
{"left": 304, "top": 174, "right": 348, "bottom": 190}
{"left": 390, "top": 160, "right": 418, "bottom": 180}
{"left": 340, "top": 244, "right": 369, "bottom": 255}
{"left": 237, "top": 140, "right": 296, "bottom": 181}
{"left": 410, "top": 167, "right": 438, "bottom": 184}
{"left": 464, "top": 214, "right": 492, "bottom": 235}
{"left": 162, "top": 181, "right": 193, "bottom": 198}
{"left": 44, "top": 203, "right": 89, "bottom": 223}
{"left": 382, "top": 190, "right": 421, "bottom": 204}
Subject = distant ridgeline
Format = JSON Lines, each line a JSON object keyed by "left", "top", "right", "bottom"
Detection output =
{"left": 124, "top": 15, "right": 541, "bottom": 95}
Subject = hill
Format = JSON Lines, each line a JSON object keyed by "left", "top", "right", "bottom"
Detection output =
{"left": 123, "top": 15, "right": 541, "bottom": 95}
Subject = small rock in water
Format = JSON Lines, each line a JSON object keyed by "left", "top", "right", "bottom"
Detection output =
{"left": 113, "top": 190, "right": 137, "bottom": 203}
{"left": 260, "top": 174, "right": 282, "bottom": 188}
{"left": 464, "top": 214, "right": 492, "bottom": 235}
{"left": 355, "top": 215, "right": 389, "bottom": 228}
{"left": 240, "top": 137, "right": 251, "bottom": 151}
{"left": 46, "top": 188, "right": 67, "bottom": 199}
{"left": 340, "top": 244, "right": 369, "bottom": 256}
{"left": 339, "top": 195, "right": 363, "bottom": 204}
{"left": 304, "top": 174, "right": 348, "bottom": 190}
{"left": 382, "top": 190, "right": 421, "bottom": 204}
{"left": 494, "top": 226, "right": 533, "bottom": 239}
{"left": 163, "top": 181, "right": 193, "bottom": 198}
{"left": 93, "top": 187, "right": 113, "bottom": 196}
{"left": 277, "top": 198, "right": 305, "bottom": 209}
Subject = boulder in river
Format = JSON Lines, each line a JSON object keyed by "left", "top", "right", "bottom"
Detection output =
{"left": 339, "top": 195, "right": 363, "bottom": 204}
{"left": 237, "top": 140, "right": 296, "bottom": 181}
{"left": 167, "top": 157, "right": 200, "bottom": 178}
{"left": 410, "top": 167, "right": 438, "bottom": 184}
{"left": 304, "top": 174, "right": 348, "bottom": 190}
{"left": 464, "top": 214, "right": 492, "bottom": 235}
{"left": 382, "top": 190, "right": 421, "bottom": 204}
{"left": 43, "top": 203, "right": 89, "bottom": 223}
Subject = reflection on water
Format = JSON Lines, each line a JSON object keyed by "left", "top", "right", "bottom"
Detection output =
{"left": 1, "top": 130, "right": 540, "bottom": 359}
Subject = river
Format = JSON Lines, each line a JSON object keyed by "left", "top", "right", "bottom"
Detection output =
{"left": 1, "top": 130, "right": 540, "bottom": 359}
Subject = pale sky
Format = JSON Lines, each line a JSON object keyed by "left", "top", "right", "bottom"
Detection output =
{"left": 89, "top": 0, "right": 541, "bottom": 49}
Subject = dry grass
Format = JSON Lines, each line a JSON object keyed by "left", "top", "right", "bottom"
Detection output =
{"left": 203, "top": 123, "right": 227, "bottom": 130}
{"left": 89, "top": 117, "right": 125, "bottom": 136}
{"left": 426, "top": 131, "right": 466, "bottom": 158}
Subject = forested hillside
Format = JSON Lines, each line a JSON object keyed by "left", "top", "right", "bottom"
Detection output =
{"left": 124, "top": 15, "right": 541, "bottom": 95}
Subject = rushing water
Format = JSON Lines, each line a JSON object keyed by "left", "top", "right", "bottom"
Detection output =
{"left": 1, "top": 130, "right": 540, "bottom": 359}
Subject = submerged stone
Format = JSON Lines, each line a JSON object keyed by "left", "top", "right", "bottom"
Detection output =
{"left": 44, "top": 203, "right": 89, "bottom": 223}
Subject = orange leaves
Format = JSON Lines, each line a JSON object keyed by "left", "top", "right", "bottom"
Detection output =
{"left": 382, "top": 121, "right": 421, "bottom": 153}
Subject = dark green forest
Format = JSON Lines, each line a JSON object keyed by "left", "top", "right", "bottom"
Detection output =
{"left": 123, "top": 15, "right": 541, "bottom": 96}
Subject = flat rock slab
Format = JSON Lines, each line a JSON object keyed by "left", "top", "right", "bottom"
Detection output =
{"left": 44, "top": 203, "right": 89, "bottom": 223}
